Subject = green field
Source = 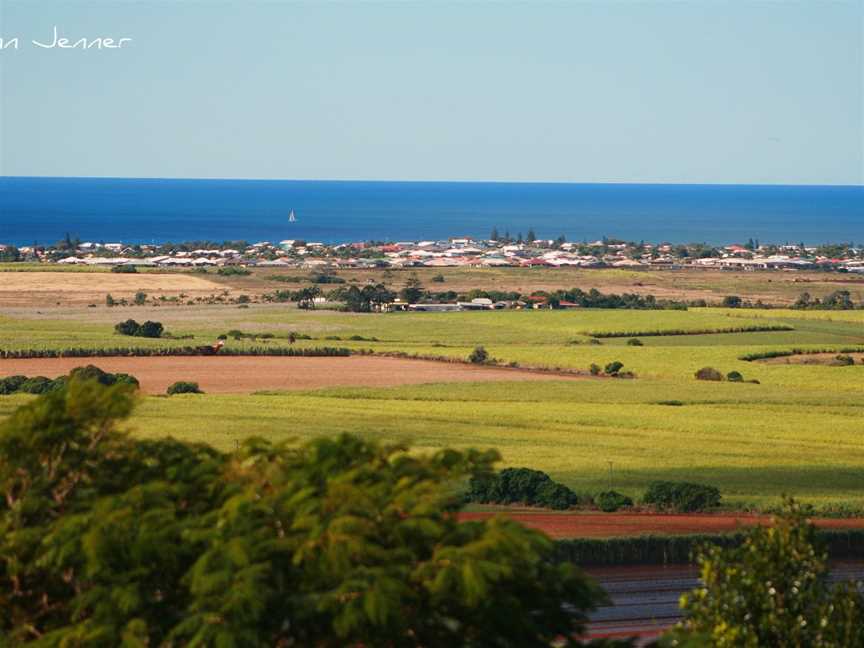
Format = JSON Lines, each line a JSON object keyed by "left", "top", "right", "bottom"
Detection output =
{"left": 1, "top": 303, "right": 863, "bottom": 510}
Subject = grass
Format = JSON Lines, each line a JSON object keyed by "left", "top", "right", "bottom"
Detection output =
{"left": 3, "top": 376, "right": 861, "bottom": 509}
{"left": 2, "top": 303, "right": 864, "bottom": 511}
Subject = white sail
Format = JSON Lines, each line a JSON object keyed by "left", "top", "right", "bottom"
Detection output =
{"left": 288, "top": 210, "right": 296, "bottom": 222}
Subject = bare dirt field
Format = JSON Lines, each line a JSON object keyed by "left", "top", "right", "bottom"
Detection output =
{"left": 0, "top": 355, "right": 587, "bottom": 394}
{"left": 0, "top": 272, "right": 224, "bottom": 306}
{"left": 460, "top": 509, "right": 864, "bottom": 538}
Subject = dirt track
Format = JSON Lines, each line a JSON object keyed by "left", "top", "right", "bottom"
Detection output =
{"left": 460, "top": 509, "right": 864, "bottom": 538}
{"left": 0, "top": 355, "right": 587, "bottom": 394}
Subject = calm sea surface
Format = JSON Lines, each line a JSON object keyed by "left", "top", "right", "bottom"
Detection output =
{"left": 1, "top": 177, "right": 861, "bottom": 246}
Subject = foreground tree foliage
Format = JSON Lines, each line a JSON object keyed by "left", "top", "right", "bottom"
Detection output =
{"left": 665, "top": 499, "right": 864, "bottom": 647}
{"left": 0, "top": 380, "right": 608, "bottom": 647}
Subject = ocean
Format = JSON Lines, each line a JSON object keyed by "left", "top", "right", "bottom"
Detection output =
{"left": 0, "top": 177, "right": 862, "bottom": 247}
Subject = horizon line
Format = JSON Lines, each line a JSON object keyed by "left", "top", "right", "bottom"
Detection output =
{"left": 2, "top": 174, "right": 863, "bottom": 189}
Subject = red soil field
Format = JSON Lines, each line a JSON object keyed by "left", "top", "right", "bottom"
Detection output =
{"left": 460, "top": 509, "right": 864, "bottom": 538}
{"left": 0, "top": 355, "right": 587, "bottom": 395}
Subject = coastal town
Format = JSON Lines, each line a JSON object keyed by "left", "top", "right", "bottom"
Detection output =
{"left": 2, "top": 234, "right": 863, "bottom": 274}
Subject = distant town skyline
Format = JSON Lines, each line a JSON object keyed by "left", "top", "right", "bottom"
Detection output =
{"left": 1, "top": 1, "right": 862, "bottom": 185}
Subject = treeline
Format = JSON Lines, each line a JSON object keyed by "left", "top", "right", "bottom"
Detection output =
{"left": 587, "top": 324, "right": 794, "bottom": 338}
{"left": 794, "top": 290, "right": 859, "bottom": 310}
{"left": 740, "top": 346, "right": 864, "bottom": 362}
{"left": 0, "top": 365, "right": 139, "bottom": 395}
{"left": 0, "top": 346, "right": 352, "bottom": 359}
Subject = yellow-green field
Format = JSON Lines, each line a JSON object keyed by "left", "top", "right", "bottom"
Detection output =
{"left": 1, "top": 302, "right": 863, "bottom": 509}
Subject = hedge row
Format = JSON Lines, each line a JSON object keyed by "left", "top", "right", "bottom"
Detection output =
{"left": 553, "top": 529, "right": 864, "bottom": 566}
{"left": 586, "top": 325, "right": 795, "bottom": 339}
{"left": 0, "top": 346, "right": 353, "bottom": 359}
{"left": 740, "top": 346, "right": 864, "bottom": 362}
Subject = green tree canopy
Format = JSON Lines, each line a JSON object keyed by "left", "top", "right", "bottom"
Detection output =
{"left": 666, "top": 499, "right": 864, "bottom": 647}
{"left": 0, "top": 381, "right": 608, "bottom": 647}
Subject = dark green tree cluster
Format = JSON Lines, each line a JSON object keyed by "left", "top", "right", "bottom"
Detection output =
{"left": 547, "top": 288, "right": 687, "bottom": 310}
{"left": 0, "top": 382, "right": 607, "bottom": 647}
{"left": 332, "top": 283, "right": 395, "bottom": 312}
{"left": 643, "top": 481, "right": 721, "bottom": 513}
{"left": 0, "top": 365, "right": 139, "bottom": 395}
{"left": 114, "top": 319, "right": 164, "bottom": 338}
{"left": 467, "top": 467, "right": 580, "bottom": 510}
{"left": 794, "top": 290, "right": 856, "bottom": 310}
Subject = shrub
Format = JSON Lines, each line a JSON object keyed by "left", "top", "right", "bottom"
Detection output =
{"left": 468, "top": 346, "right": 489, "bottom": 364}
{"left": 111, "top": 264, "right": 137, "bottom": 273}
{"left": 695, "top": 366, "right": 723, "bottom": 381}
{"left": 133, "top": 291, "right": 147, "bottom": 306}
{"left": 114, "top": 319, "right": 140, "bottom": 336}
{"left": 589, "top": 363, "right": 601, "bottom": 376}
{"left": 19, "top": 376, "right": 55, "bottom": 394}
{"left": 105, "top": 293, "right": 116, "bottom": 307}
{"left": 604, "top": 361, "right": 624, "bottom": 376}
{"left": 137, "top": 321, "right": 164, "bottom": 338}
{"left": 722, "top": 295, "right": 742, "bottom": 308}
{"left": 466, "top": 467, "right": 579, "bottom": 510}
{"left": 833, "top": 354, "right": 855, "bottom": 366}
{"left": 588, "top": 338, "right": 602, "bottom": 345}
{"left": 596, "top": 490, "right": 634, "bottom": 512}
{"left": 114, "top": 319, "right": 163, "bottom": 338}
{"left": 431, "top": 274, "right": 445, "bottom": 283}
{"left": 0, "top": 375, "right": 27, "bottom": 395}
{"left": 626, "top": 338, "right": 643, "bottom": 346}
{"left": 643, "top": 480, "right": 721, "bottom": 512}
{"left": 726, "top": 370, "right": 744, "bottom": 382}
{"left": 311, "top": 273, "right": 345, "bottom": 284}
{"left": 217, "top": 266, "right": 251, "bottom": 276}
{"left": 167, "top": 381, "right": 202, "bottom": 395}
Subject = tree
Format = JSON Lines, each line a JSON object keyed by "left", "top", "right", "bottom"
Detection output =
{"left": 721, "top": 295, "right": 742, "bottom": 308}
{"left": 468, "top": 346, "right": 489, "bottom": 364}
{"left": 400, "top": 275, "right": 424, "bottom": 304}
{"left": 297, "top": 285, "right": 322, "bottom": 309}
{"left": 0, "top": 245, "right": 21, "bottom": 262}
{"left": 490, "top": 227, "right": 499, "bottom": 241}
{"left": 526, "top": 228, "right": 536, "bottom": 243}
{"left": 667, "top": 499, "right": 864, "bottom": 647}
{"left": 133, "top": 290, "right": 147, "bottom": 306}
{"left": 0, "top": 383, "right": 608, "bottom": 646}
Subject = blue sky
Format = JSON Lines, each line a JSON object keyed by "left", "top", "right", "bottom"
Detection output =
{"left": 1, "top": 1, "right": 861, "bottom": 184}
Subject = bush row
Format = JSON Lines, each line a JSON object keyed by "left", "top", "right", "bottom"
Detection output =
{"left": 553, "top": 529, "right": 864, "bottom": 566}
{"left": 586, "top": 325, "right": 795, "bottom": 339}
{"left": 740, "top": 346, "right": 864, "bottom": 362}
{"left": 0, "top": 346, "right": 353, "bottom": 359}
{"left": 0, "top": 365, "right": 139, "bottom": 395}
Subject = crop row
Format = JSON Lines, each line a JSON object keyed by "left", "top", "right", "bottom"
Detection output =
{"left": 739, "top": 346, "right": 864, "bottom": 362}
{"left": 0, "top": 346, "right": 353, "bottom": 359}
{"left": 553, "top": 528, "right": 864, "bottom": 566}
{"left": 585, "top": 324, "right": 795, "bottom": 339}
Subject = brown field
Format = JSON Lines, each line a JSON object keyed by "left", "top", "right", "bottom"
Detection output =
{"left": 0, "top": 272, "right": 225, "bottom": 306}
{"left": 6, "top": 265, "right": 864, "bottom": 308}
{"left": 0, "top": 355, "right": 588, "bottom": 394}
{"left": 460, "top": 509, "right": 864, "bottom": 538}
{"left": 760, "top": 352, "right": 864, "bottom": 365}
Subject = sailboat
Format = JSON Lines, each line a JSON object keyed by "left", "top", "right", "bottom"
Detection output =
{"left": 288, "top": 210, "right": 297, "bottom": 223}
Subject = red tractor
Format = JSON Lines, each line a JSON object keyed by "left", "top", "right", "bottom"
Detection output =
{"left": 196, "top": 339, "right": 225, "bottom": 355}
